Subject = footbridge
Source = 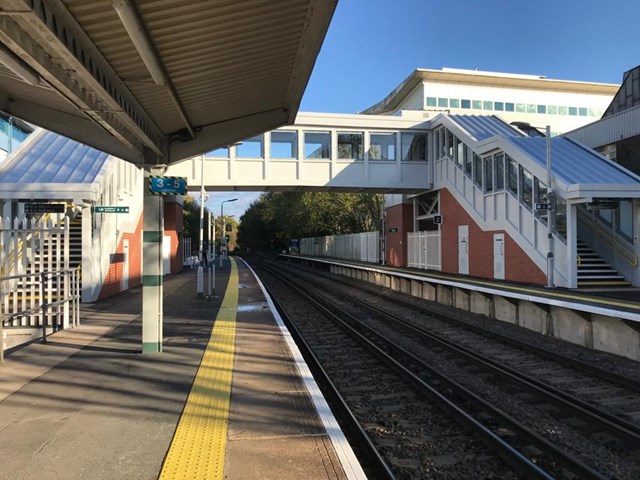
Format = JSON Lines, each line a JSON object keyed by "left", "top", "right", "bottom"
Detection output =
{"left": 166, "top": 112, "right": 431, "bottom": 192}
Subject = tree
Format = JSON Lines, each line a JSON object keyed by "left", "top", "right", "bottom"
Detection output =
{"left": 237, "top": 192, "right": 384, "bottom": 253}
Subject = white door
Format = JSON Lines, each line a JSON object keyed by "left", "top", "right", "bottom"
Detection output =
{"left": 121, "top": 240, "right": 129, "bottom": 291}
{"left": 163, "top": 235, "right": 171, "bottom": 275}
{"left": 458, "top": 225, "right": 469, "bottom": 275}
{"left": 493, "top": 233, "right": 505, "bottom": 280}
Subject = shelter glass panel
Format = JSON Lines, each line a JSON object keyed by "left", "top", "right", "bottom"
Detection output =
{"left": 616, "top": 200, "right": 634, "bottom": 241}
{"left": 534, "top": 178, "right": 548, "bottom": 223}
{"left": 519, "top": 166, "right": 533, "bottom": 210}
{"left": 370, "top": 133, "right": 396, "bottom": 161}
{"left": 237, "top": 135, "right": 263, "bottom": 158}
{"left": 464, "top": 146, "right": 472, "bottom": 176}
{"left": 473, "top": 153, "right": 482, "bottom": 187}
{"left": 554, "top": 197, "right": 567, "bottom": 239}
{"left": 338, "top": 132, "right": 364, "bottom": 161}
{"left": 304, "top": 131, "right": 331, "bottom": 159}
{"left": 484, "top": 156, "right": 493, "bottom": 192}
{"left": 495, "top": 153, "right": 505, "bottom": 190}
{"left": 271, "top": 131, "right": 298, "bottom": 159}
{"left": 402, "top": 132, "right": 427, "bottom": 161}
{"left": 456, "top": 138, "right": 464, "bottom": 169}
{"left": 507, "top": 156, "right": 518, "bottom": 196}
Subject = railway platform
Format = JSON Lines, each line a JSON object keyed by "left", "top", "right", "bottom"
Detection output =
{"left": 0, "top": 258, "right": 364, "bottom": 480}
{"left": 280, "top": 254, "right": 640, "bottom": 361}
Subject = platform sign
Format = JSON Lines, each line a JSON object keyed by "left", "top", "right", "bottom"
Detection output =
{"left": 535, "top": 203, "right": 551, "bottom": 210}
{"left": 92, "top": 206, "right": 129, "bottom": 214}
{"left": 149, "top": 176, "right": 187, "bottom": 195}
{"left": 25, "top": 203, "right": 65, "bottom": 214}
{"left": 587, "top": 200, "right": 619, "bottom": 210}
{"left": 433, "top": 215, "right": 443, "bottom": 224}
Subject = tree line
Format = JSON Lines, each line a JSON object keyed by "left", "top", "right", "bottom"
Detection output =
{"left": 237, "top": 192, "right": 384, "bottom": 253}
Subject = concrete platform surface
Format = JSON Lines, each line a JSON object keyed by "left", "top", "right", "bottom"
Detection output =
{"left": 0, "top": 259, "right": 362, "bottom": 480}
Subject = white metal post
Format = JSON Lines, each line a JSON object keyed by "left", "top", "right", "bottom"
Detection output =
{"left": 546, "top": 125, "right": 555, "bottom": 288}
{"left": 197, "top": 154, "right": 205, "bottom": 297}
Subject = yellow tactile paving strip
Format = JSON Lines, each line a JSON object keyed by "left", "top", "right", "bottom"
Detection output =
{"left": 159, "top": 259, "right": 238, "bottom": 480}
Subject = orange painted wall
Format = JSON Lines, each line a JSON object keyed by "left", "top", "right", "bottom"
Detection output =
{"left": 440, "top": 188, "right": 546, "bottom": 285}
{"left": 98, "top": 215, "right": 143, "bottom": 300}
{"left": 98, "top": 201, "right": 184, "bottom": 300}
{"left": 385, "top": 202, "right": 414, "bottom": 267}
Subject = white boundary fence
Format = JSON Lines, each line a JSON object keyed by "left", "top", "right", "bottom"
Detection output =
{"left": 300, "top": 232, "right": 380, "bottom": 263}
{"left": 407, "top": 231, "right": 441, "bottom": 270}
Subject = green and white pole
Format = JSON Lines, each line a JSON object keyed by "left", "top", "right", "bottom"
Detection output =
{"left": 142, "top": 163, "right": 165, "bottom": 354}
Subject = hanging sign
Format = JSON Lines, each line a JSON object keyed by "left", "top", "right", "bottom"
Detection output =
{"left": 92, "top": 206, "right": 130, "bottom": 214}
{"left": 25, "top": 203, "right": 65, "bottom": 214}
{"left": 149, "top": 176, "right": 188, "bottom": 195}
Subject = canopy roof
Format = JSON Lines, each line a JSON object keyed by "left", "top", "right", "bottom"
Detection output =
{"left": 0, "top": 0, "right": 337, "bottom": 165}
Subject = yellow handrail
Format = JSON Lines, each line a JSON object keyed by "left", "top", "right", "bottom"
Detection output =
{"left": 577, "top": 209, "right": 638, "bottom": 268}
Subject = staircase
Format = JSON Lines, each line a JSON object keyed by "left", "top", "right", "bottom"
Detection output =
{"left": 577, "top": 240, "right": 632, "bottom": 288}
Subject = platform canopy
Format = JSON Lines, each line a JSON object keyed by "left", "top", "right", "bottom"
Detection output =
{"left": 0, "top": 0, "right": 337, "bottom": 165}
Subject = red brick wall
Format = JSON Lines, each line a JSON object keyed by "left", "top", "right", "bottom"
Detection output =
{"left": 440, "top": 188, "right": 546, "bottom": 285}
{"left": 164, "top": 202, "right": 183, "bottom": 274}
{"left": 98, "top": 215, "right": 143, "bottom": 300}
{"left": 385, "top": 203, "right": 414, "bottom": 267}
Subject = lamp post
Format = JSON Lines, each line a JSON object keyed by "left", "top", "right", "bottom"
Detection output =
{"left": 220, "top": 198, "right": 237, "bottom": 267}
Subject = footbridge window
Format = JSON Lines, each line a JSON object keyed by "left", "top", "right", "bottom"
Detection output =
{"left": 338, "top": 132, "right": 364, "bottom": 161}
{"left": 483, "top": 156, "right": 493, "bottom": 193}
{"left": 616, "top": 200, "right": 634, "bottom": 242}
{"left": 370, "top": 133, "right": 396, "bottom": 161}
{"left": 206, "top": 146, "right": 229, "bottom": 158}
{"left": 304, "top": 131, "right": 331, "bottom": 159}
{"left": 534, "top": 179, "right": 549, "bottom": 223}
{"left": 401, "top": 132, "right": 427, "bottom": 161}
{"left": 237, "top": 135, "right": 264, "bottom": 158}
{"left": 271, "top": 131, "right": 298, "bottom": 159}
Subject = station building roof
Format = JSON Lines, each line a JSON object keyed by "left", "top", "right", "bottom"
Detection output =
{"left": 0, "top": 130, "right": 108, "bottom": 202}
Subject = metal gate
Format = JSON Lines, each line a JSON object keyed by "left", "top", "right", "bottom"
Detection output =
{"left": 407, "top": 231, "right": 441, "bottom": 270}
{"left": 1, "top": 214, "right": 80, "bottom": 359}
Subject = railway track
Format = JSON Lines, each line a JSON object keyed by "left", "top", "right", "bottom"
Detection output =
{"left": 249, "top": 258, "right": 640, "bottom": 479}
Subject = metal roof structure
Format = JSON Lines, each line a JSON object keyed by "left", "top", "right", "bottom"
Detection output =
{"left": 447, "top": 114, "right": 524, "bottom": 142}
{"left": 0, "top": 129, "right": 109, "bottom": 201}
{"left": 502, "top": 136, "right": 640, "bottom": 199}
{"left": 0, "top": 0, "right": 337, "bottom": 165}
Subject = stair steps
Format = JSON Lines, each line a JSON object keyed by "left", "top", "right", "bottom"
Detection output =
{"left": 577, "top": 240, "right": 632, "bottom": 288}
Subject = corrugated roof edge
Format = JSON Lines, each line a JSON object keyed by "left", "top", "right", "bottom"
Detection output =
{"left": 562, "top": 136, "right": 640, "bottom": 183}
{"left": 0, "top": 128, "right": 45, "bottom": 175}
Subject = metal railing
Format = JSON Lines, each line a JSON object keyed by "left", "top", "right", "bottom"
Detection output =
{"left": 577, "top": 208, "right": 638, "bottom": 268}
{"left": 1, "top": 267, "right": 81, "bottom": 364}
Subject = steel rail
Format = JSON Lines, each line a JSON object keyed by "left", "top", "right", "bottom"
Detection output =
{"left": 261, "top": 281, "right": 396, "bottom": 480}
{"left": 280, "top": 257, "right": 640, "bottom": 393}
{"left": 300, "top": 270, "right": 640, "bottom": 446}
{"left": 254, "top": 261, "right": 570, "bottom": 480}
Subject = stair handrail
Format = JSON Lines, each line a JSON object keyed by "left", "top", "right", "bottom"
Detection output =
{"left": 577, "top": 207, "right": 637, "bottom": 268}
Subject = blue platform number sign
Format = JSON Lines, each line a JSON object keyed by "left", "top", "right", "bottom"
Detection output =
{"left": 149, "top": 176, "right": 187, "bottom": 195}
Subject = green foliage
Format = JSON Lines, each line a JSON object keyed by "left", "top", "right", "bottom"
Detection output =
{"left": 237, "top": 192, "right": 384, "bottom": 253}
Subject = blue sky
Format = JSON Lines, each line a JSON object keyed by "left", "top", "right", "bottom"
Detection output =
{"left": 206, "top": 0, "right": 640, "bottom": 218}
